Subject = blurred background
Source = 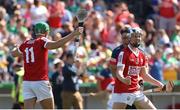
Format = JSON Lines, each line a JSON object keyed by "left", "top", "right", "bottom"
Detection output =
{"left": 0, "top": 0, "right": 180, "bottom": 109}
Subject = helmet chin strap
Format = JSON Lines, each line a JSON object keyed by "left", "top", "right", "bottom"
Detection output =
{"left": 130, "top": 42, "right": 140, "bottom": 48}
{"left": 135, "top": 43, "right": 140, "bottom": 48}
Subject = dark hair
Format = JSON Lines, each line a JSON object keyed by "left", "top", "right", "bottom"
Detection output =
{"left": 156, "top": 49, "right": 163, "bottom": 53}
{"left": 90, "top": 41, "right": 97, "bottom": 50}
{"left": 34, "top": 0, "right": 40, "bottom": 6}
{"left": 120, "top": 28, "right": 131, "bottom": 35}
{"left": 54, "top": 63, "right": 59, "bottom": 69}
{"left": 114, "top": 3, "right": 120, "bottom": 7}
{"left": 66, "top": 51, "right": 74, "bottom": 58}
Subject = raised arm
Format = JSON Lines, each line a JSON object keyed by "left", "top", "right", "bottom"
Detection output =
{"left": 140, "top": 66, "right": 164, "bottom": 88}
{"left": 45, "top": 27, "right": 83, "bottom": 49}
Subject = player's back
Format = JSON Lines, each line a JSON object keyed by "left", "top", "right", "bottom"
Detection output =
{"left": 19, "top": 37, "right": 49, "bottom": 81}
{"left": 110, "top": 45, "right": 124, "bottom": 65}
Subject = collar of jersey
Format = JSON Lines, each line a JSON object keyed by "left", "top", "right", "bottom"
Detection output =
{"left": 128, "top": 44, "right": 139, "bottom": 57}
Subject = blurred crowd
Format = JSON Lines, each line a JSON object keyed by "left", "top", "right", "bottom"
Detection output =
{"left": 0, "top": 0, "right": 180, "bottom": 88}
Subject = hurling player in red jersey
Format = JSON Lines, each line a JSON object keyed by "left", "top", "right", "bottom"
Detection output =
{"left": 109, "top": 27, "right": 145, "bottom": 109}
{"left": 109, "top": 26, "right": 131, "bottom": 77}
{"left": 112, "top": 28, "right": 164, "bottom": 109}
{"left": 11, "top": 22, "right": 83, "bottom": 109}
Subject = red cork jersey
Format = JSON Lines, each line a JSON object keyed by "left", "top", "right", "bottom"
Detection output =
{"left": 114, "top": 45, "right": 146, "bottom": 93}
{"left": 19, "top": 37, "right": 49, "bottom": 81}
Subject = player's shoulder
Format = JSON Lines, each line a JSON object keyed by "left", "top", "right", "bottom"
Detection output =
{"left": 33, "top": 37, "right": 49, "bottom": 44}
{"left": 138, "top": 46, "right": 145, "bottom": 53}
{"left": 40, "top": 37, "right": 49, "bottom": 41}
{"left": 111, "top": 45, "right": 124, "bottom": 57}
{"left": 20, "top": 39, "right": 31, "bottom": 46}
{"left": 112, "top": 45, "right": 124, "bottom": 53}
{"left": 138, "top": 46, "right": 148, "bottom": 56}
{"left": 40, "top": 37, "right": 51, "bottom": 44}
{"left": 138, "top": 47, "right": 149, "bottom": 60}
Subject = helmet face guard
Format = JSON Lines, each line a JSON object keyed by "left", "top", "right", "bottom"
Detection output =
{"left": 33, "top": 22, "right": 50, "bottom": 37}
{"left": 129, "top": 28, "right": 142, "bottom": 48}
{"left": 120, "top": 28, "right": 132, "bottom": 38}
{"left": 131, "top": 28, "right": 142, "bottom": 36}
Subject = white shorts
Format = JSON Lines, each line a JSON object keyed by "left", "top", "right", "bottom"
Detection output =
{"left": 110, "top": 91, "right": 145, "bottom": 106}
{"left": 23, "top": 81, "right": 53, "bottom": 102}
{"left": 107, "top": 97, "right": 113, "bottom": 109}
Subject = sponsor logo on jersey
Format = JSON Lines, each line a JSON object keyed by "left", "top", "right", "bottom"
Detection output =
{"left": 128, "top": 66, "right": 141, "bottom": 75}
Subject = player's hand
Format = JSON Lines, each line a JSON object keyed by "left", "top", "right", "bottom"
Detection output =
{"left": 162, "top": 81, "right": 174, "bottom": 92}
{"left": 123, "top": 76, "right": 131, "bottom": 85}
{"left": 159, "top": 82, "right": 164, "bottom": 89}
{"left": 138, "top": 79, "right": 144, "bottom": 91}
{"left": 73, "top": 27, "right": 84, "bottom": 36}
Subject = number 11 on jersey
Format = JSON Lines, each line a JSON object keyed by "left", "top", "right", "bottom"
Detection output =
{"left": 25, "top": 47, "right": 35, "bottom": 63}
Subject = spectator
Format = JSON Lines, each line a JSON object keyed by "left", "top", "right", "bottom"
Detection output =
{"left": 15, "top": 19, "right": 28, "bottom": 36}
{"left": 89, "top": 41, "right": 99, "bottom": 58}
{"left": 0, "top": 0, "right": 15, "bottom": 16}
{"left": 162, "top": 47, "right": 179, "bottom": 80}
{"left": 100, "top": 10, "right": 114, "bottom": 44}
{"left": 144, "top": 19, "right": 156, "bottom": 47}
{"left": 66, "top": 0, "right": 80, "bottom": 14}
{"left": 81, "top": 0, "right": 94, "bottom": 11}
{"left": 61, "top": 51, "right": 83, "bottom": 109}
{"left": 51, "top": 58, "right": 64, "bottom": 109}
{"left": 128, "top": 13, "right": 139, "bottom": 28}
{"left": 6, "top": 16, "right": 16, "bottom": 34}
{"left": 171, "top": 25, "right": 180, "bottom": 60}
{"left": 171, "top": 25, "right": 180, "bottom": 46}
{"left": 150, "top": 49, "right": 164, "bottom": 81}
{"left": 0, "top": 42, "right": 9, "bottom": 82}
{"left": 87, "top": 11, "right": 104, "bottom": 42}
{"left": 48, "top": 0, "right": 63, "bottom": 37}
{"left": 11, "top": 63, "right": 24, "bottom": 109}
{"left": 0, "top": 19, "right": 9, "bottom": 43}
{"left": 94, "top": 0, "right": 106, "bottom": 12}
{"left": 158, "top": 0, "right": 178, "bottom": 36}
{"left": 59, "top": 22, "right": 74, "bottom": 37}
{"left": 0, "top": 6, "right": 8, "bottom": 22}
{"left": 23, "top": 0, "right": 34, "bottom": 29}
{"left": 114, "top": 2, "right": 130, "bottom": 24}
{"left": 148, "top": 0, "right": 159, "bottom": 28}
{"left": 104, "top": 21, "right": 124, "bottom": 50}
{"left": 30, "top": 0, "right": 49, "bottom": 25}
{"left": 157, "top": 29, "right": 170, "bottom": 47}
{"left": 58, "top": 1, "right": 73, "bottom": 25}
